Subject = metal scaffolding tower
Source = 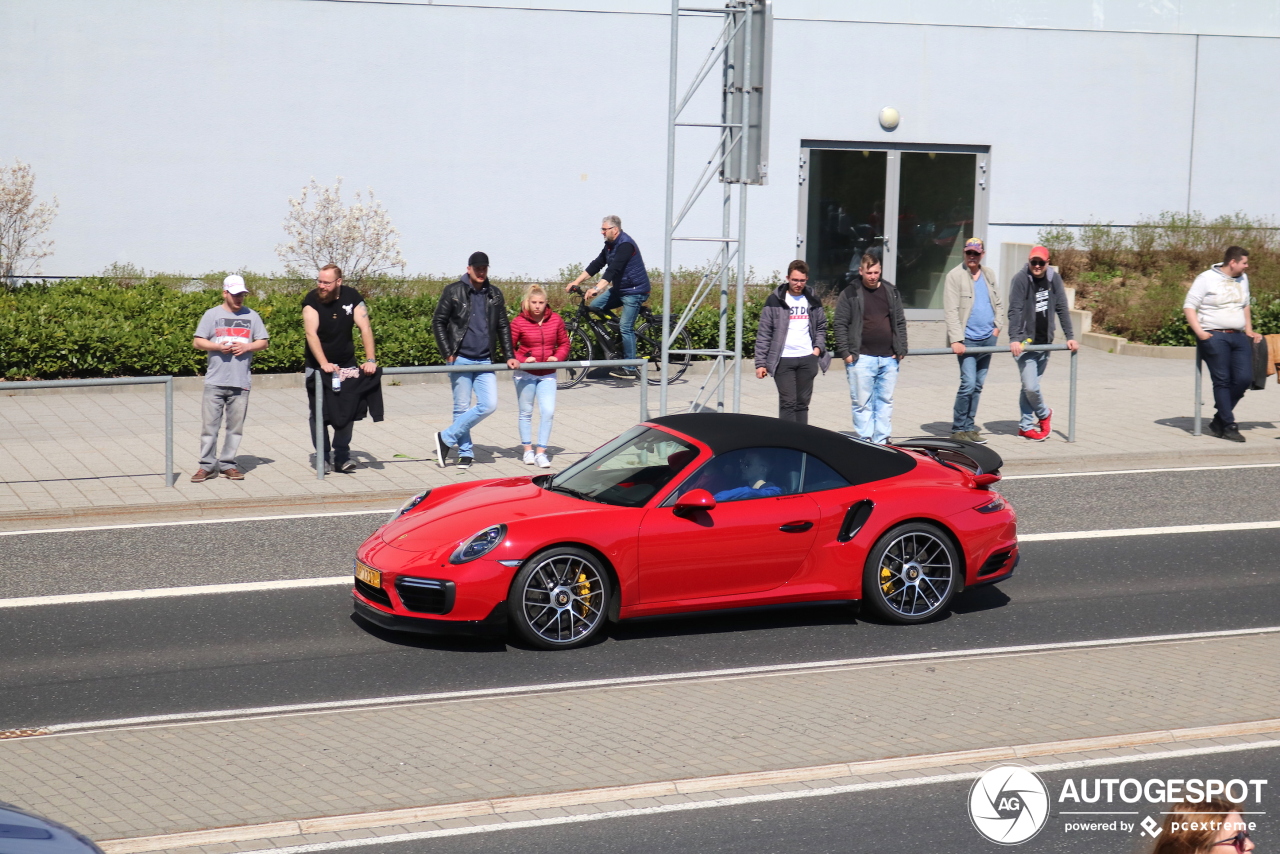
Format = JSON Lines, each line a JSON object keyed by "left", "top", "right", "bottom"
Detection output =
{"left": 658, "top": 0, "right": 772, "bottom": 416}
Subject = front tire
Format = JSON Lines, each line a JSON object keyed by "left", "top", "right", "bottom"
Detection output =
{"left": 508, "top": 547, "right": 611, "bottom": 649}
{"left": 862, "top": 522, "right": 959, "bottom": 623}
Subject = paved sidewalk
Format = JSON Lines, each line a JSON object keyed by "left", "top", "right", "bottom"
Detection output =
{"left": 1, "top": 631, "right": 1276, "bottom": 845}
{"left": 1, "top": 342, "right": 1278, "bottom": 524}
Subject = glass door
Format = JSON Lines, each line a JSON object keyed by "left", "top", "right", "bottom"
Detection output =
{"left": 895, "top": 152, "right": 976, "bottom": 310}
{"left": 799, "top": 142, "right": 989, "bottom": 316}
{"left": 803, "top": 149, "right": 887, "bottom": 298}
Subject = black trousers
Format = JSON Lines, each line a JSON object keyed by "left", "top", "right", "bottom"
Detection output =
{"left": 773, "top": 354, "right": 820, "bottom": 424}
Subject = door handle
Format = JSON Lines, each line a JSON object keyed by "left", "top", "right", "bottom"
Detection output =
{"left": 779, "top": 521, "right": 813, "bottom": 533}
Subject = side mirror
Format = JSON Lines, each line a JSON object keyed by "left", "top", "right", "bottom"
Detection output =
{"left": 972, "top": 472, "right": 1001, "bottom": 488}
{"left": 673, "top": 488, "right": 716, "bottom": 517}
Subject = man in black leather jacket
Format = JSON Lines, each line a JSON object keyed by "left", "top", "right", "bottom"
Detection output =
{"left": 431, "top": 252, "right": 518, "bottom": 469}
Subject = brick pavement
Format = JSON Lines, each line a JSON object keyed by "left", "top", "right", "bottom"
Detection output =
{"left": 1, "top": 632, "right": 1277, "bottom": 843}
{"left": 2, "top": 336, "right": 1278, "bottom": 523}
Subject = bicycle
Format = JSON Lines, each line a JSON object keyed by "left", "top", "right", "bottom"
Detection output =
{"left": 557, "top": 286, "right": 693, "bottom": 390}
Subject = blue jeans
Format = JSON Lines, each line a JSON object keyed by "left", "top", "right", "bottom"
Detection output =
{"left": 952, "top": 335, "right": 998, "bottom": 432}
{"left": 590, "top": 290, "right": 647, "bottom": 360}
{"left": 1198, "top": 330, "right": 1253, "bottom": 426}
{"left": 514, "top": 372, "right": 557, "bottom": 449}
{"left": 847, "top": 355, "right": 899, "bottom": 444}
{"left": 442, "top": 357, "right": 497, "bottom": 457}
{"left": 1015, "top": 351, "right": 1051, "bottom": 431}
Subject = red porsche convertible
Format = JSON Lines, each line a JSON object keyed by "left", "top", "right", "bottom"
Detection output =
{"left": 352, "top": 413, "right": 1018, "bottom": 649}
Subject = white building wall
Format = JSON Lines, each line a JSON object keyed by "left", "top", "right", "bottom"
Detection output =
{"left": 0, "top": 0, "right": 1277, "bottom": 277}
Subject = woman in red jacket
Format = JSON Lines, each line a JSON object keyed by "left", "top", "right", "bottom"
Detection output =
{"left": 510, "top": 285, "right": 570, "bottom": 467}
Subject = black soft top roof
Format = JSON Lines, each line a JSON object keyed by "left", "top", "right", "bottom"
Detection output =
{"left": 650, "top": 413, "right": 915, "bottom": 486}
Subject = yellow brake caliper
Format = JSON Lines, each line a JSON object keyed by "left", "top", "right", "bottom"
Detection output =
{"left": 880, "top": 565, "right": 895, "bottom": 594}
{"left": 577, "top": 572, "right": 591, "bottom": 617}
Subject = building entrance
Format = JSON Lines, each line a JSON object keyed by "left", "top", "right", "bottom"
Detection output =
{"left": 799, "top": 141, "right": 989, "bottom": 317}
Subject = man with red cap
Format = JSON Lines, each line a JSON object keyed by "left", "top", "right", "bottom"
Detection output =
{"left": 1007, "top": 245, "right": 1077, "bottom": 440}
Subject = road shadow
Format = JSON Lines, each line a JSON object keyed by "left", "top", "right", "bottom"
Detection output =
{"left": 1156, "top": 416, "right": 1277, "bottom": 436}
{"left": 235, "top": 455, "right": 273, "bottom": 473}
{"left": 349, "top": 613, "right": 510, "bottom": 653}
{"left": 981, "top": 419, "right": 1023, "bottom": 436}
{"left": 607, "top": 601, "right": 861, "bottom": 642}
{"left": 950, "top": 585, "right": 1012, "bottom": 615}
{"left": 917, "top": 422, "right": 954, "bottom": 437}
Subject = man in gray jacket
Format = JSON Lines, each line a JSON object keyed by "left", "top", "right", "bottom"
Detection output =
{"left": 833, "top": 253, "right": 908, "bottom": 443}
{"left": 754, "top": 260, "right": 831, "bottom": 424}
{"left": 943, "top": 237, "right": 1005, "bottom": 443}
{"left": 1007, "top": 245, "right": 1077, "bottom": 441}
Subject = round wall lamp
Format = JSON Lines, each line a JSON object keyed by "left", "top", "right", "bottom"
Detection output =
{"left": 879, "top": 106, "right": 900, "bottom": 132}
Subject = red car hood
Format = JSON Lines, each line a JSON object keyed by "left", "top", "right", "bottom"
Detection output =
{"left": 379, "top": 476, "right": 591, "bottom": 553}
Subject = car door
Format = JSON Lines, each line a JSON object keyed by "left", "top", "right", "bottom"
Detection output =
{"left": 636, "top": 447, "right": 820, "bottom": 603}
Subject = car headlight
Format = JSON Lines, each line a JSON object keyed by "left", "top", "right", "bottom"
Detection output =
{"left": 388, "top": 489, "right": 431, "bottom": 524}
{"left": 450, "top": 524, "right": 507, "bottom": 564}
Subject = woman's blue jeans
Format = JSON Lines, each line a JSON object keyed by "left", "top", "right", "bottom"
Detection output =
{"left": 514, "top": 372, "right": 557, "bottom": 449}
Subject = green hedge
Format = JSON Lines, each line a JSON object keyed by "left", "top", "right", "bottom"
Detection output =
{"left": 0, "top": 279, "right": 803, "bottom": 380}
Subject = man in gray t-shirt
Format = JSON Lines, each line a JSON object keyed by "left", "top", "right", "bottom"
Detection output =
{"left": 191, "top": 275, "right": 270, "bottom": 482}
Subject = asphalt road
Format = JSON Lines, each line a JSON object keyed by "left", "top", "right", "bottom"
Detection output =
{"left": 1, "top": 466, "right": 1278, "bottom": 728}
{"left": 361, "top": 745, "right": 1279, "bottom": 854}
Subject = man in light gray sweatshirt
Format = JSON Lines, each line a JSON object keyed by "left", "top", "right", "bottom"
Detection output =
{"left": 1183, "top": 246, "right": 1263, "bottom": 441}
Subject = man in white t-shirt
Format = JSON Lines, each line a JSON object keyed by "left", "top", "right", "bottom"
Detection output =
{"left": 753, "top": 260, "right": 831, "bottom": 423}
{"left": 191, "top": 275, "right": 270, "bottom": 481}
{"left": 1183, "top": 246, "right": 1263, "bottom": 442}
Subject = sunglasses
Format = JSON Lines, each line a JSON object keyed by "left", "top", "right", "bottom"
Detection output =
{"left": 964, "top": 250, "right": 982, "bottom": 257}
{"left": 1214, "top": 831, "right": 1251, "bottom": 853}
{"left": 1029, "top": 258, "right": 1048, "bottom": 266}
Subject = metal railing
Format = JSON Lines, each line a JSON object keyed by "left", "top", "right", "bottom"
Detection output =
{"left": 0, "top": 376, "right": 176, "bottom": 486}
{"left": 905, "top": 343, "right": 1079, "bottom": 443}
{"left": 1193, "top": 352, "right": 1204, "bottom": 437}
{"left": 312, "top": 359, "right": 649, "bottom": 480}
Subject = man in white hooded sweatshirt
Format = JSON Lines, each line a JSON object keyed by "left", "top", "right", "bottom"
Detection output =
{"left": 1183, "top": 245, "right": 1264, "bottom": 441}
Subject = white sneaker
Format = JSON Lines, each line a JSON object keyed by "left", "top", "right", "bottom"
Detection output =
{"left": 522, "top": 450, "right": 536, "bottom": 465}
{"left": 535, "top": 453, "right": 551, "bottom": 469}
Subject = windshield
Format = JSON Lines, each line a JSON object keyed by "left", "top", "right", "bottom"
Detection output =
{"left": 548, "top": 426, "right": 699, "bottom": 507}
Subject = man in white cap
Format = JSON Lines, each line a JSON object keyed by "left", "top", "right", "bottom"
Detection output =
{"left": 190, "top": 275, "right": 270, "bottom": 482}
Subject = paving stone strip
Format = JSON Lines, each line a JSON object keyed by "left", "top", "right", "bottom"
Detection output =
{"left": 1, "top": 633, "right": 1277, "bottom": 843}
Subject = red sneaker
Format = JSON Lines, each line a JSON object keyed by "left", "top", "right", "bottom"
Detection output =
{"left": 1038, "top": 408, "right": 1053, "bottom": 436}
{"left": 1018, "top": 427, "right": 1049, "bottom": 442}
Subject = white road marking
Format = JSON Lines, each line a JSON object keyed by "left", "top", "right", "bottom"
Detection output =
{"left": 0, "top": 577, "right": 351, "bottom": 609}
{"left": 223, "top": 739, "right": 1280, "bottom": 854}
{"left": 0, "top": 509, "right": 396, "bottom": 538}
{"left": 29, "top": 625, "right": 1280, "bottom": 736}
{"left": 1021, "top": 520, "right": 1280, "bottom": 542}
{"left": 1003, "top": 462, "right": 1280, "bottom": 480}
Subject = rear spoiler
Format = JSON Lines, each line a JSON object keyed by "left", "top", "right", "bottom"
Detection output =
{"left": 892, "top": 437, "right": 1004, "bottom": 477}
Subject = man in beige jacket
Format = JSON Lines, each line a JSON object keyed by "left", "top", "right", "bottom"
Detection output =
{"left": 943, "top": 238, "right": 1006, "bottom": 443}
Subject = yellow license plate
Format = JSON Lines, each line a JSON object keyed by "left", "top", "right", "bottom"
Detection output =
{"left": 355, "top": 562, "right": 382, "bottom": 588}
